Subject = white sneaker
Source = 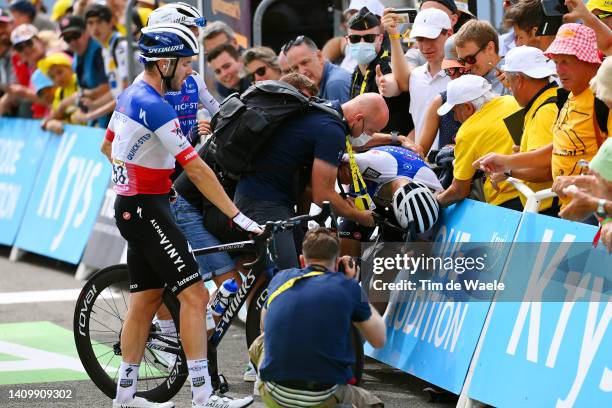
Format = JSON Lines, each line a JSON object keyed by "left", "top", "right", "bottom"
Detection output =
{"left": 243, "top": 362, "right": 256, "bottom": 382}
{"left": 192, "top": 394, "right": 254, "bottom": 408}
{"left": 112, "top": 396, "right": 174, "bottom": 407}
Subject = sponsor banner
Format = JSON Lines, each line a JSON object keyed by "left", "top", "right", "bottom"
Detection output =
{"left": 468, "top": 213, "right": 612, "bottom": 407}
{"left": 81, "top": 181, "right": 127, "bottom": 269}
{"left": 0, "top": 119, "right": 49, "bottom": 245}
{"left": 364, "top": 199, "right": 522, "bottom": 393}
{"left": 14, "top": 125, "right": 111, "bottom": 264}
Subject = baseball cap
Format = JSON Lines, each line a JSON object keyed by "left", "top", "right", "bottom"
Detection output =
{"left": 589, "top": 138, "right": 612, "bottom": 181}
{"left": 437, "top": 74, "right": 492, "bottom": 115}
{"left": 0, "top": 8, "right": 13, "bottom": 22}
{"left": 58, "top": 15, "right": 86, "bottom": 37}
{"left": 37, "top": 51, "right": 73, "bottom": 76}
{"left": 420, "top": 0, "right": 458, "bottom": 14}
{"left": 586, "top": 0, "right": 612, "bottom": 13}
{"left": 30, "top": 68, "right": 53, "bottom": 95}
{"left": 51, "top": 0, "right": 72, "bottom": 21}
{"left": 544, "top": 23, "right": 602, "bottom": 65}
{"left": 441, "top": 34, "right": 462, "bottom": 69}
{"left": 10, "top": 23, "right": 38, "bottom": 45}
{"left": 345, "top": 0, "right": 385, "bottom": 17}
{"left": 9, "top": 0, "right": 36, "bottom": 16}
{"left": 348, "top": 7, "right": 380, "bottom": 30}
{"left": 502, "top": 46, "right": 557, "bottom": 79}
{"left": 409, "top": 8, "right": 451, "bottom": 39}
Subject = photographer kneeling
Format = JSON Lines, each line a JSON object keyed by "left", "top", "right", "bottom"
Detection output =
{"left": 249, "top": 228, "right": 386, "bottom": 407}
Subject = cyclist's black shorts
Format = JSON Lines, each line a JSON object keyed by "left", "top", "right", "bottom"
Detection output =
{"left": 114, "top": 194, "right": 201, "bottom": 295}
{"left": 202, "top": 205, "right": 249, "bottom": 244}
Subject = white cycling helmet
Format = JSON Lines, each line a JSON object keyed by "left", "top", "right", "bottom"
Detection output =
{"left": 392, "top": 181, "right": 440, "bottom": 234}
{"left": 139, "top": 23, "right": 200, "bottom": 61}
{"left": 147, "top": 2, "right": 205, "bottom": 27}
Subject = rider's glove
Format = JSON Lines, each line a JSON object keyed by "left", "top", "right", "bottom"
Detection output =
{"left": 231, "top": 212, "right": 262, "bottom": 234}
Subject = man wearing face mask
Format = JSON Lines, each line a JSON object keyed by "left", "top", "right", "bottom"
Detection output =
{"left": 347, "top": 7, "right": 414, "bottom": 143}
{"left": 234, "top": 93, "right": 389, "bottom": 269}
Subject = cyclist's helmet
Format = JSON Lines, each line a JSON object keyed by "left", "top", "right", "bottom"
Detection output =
{"left": 392, "top": 181, "right": 440, "bottom": 234}
{"left": 138, "top": 23, "right": 200, "bottom": 61}
{"left": 147, "top": 2, "right": 206, "bottom": 27}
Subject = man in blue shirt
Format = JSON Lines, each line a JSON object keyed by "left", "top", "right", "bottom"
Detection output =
{"left": 250, "top": 227, "right": 385, "bottom": 407}
{"left": 58, "top": 15, "right": 110, "bottom": 127}
{"left": 234, "top": 92, "right": 389, "bottom": 269}
{"left": 283, "top": 35, "right": 352, "bottom": 103}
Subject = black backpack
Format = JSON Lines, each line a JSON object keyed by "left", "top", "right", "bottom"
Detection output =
{"left": 210, "top": 80, "right": 344, "bottom": 176}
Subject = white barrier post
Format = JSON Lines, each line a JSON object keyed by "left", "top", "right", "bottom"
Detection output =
{"left": 456, "top": 180, "right": 558, "bottom": 408}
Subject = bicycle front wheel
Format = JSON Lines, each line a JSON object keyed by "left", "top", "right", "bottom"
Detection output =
{"left": 73, "top": 264, "right": 187, "bottom": 401}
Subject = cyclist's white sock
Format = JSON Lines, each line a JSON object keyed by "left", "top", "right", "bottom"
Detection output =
{"left": 115, "top": 361, "right": 139, "bottom": 403}
{"left": 157, "top": 319, "right": 176, "bottom": 335}
{"left": 187, "top": 358, "right": 213, "bottom": 404}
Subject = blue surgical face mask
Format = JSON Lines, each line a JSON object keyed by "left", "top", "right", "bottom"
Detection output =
{"left": 347, "top": 41, "right": 377, "bottom": 66}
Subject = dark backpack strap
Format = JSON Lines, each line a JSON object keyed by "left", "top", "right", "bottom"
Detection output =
{"left": 532, "top": 96, "right": 557, "bottom": 118}
{"left": 594, "top": 97, "right": 609, "bottom": 137}
{"left": 555, "top": 88, "right": 570, "bottom": 117}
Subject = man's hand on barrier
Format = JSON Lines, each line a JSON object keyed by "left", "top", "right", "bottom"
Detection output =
{"left": 552, "top": 175, "right": 601, "bottom": 198}
{"left": 473, "top": 153, "right": 509, "bottom": 174}
{"left": 339, "top": 256, "right": 358, "bottom": 279}
{"left": 70, "top": 109, "right": 89, "bottom": 124}
{"left": 558, "top": 189, "right": 599, "bottom": 221}
{"left": 489, "top": 172, "right": 508, "bottom": 192}
{"left": 44, "top": 119, "right": 65, "bottom": 135}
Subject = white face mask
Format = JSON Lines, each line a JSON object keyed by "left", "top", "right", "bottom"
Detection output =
{"left": 350, "top": 132, "right": 373, "bottom": 147}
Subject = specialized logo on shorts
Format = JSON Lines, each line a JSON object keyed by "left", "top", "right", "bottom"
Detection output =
{"left": 191, "top": 375, "right": 206, "bottom": 387}
{"left": 119, "top": 379, "right": 133, "bottom": 388}
{"left": 150, "top": 219, "right": 185, "bottom": 272}
{"left": 130, "top": 283, "right": 138, "bottom": 290}
{"left": 123, "top": 212, "right": 131, "bottom": 220}
{"left": 363, "top": 167, "right": 381, "bottom": 179}
{"left": 125, "top": 367, "right": 134, "bottom": 377}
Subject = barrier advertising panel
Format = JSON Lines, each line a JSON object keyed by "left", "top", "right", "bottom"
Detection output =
{"left": 0, "top": 119, "right": 49, "bottom": 245}
{"left": 14, "top": 125, "right": 111, "bottom": 264}
{"left": 468, "top": 213, "right": 612, "bottom": 407}
{"left": 364, "top": 199, "right": 523, "bottom": 393}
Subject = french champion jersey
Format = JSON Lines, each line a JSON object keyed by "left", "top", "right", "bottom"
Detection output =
{"left": 349, "top": 146, "right": 442, "bottom": 197}
{"left": 106, "top": 80, "right": 198, "bottom": 196}
{"left": 134, "top": 72, "right": 220, "bottom": 140}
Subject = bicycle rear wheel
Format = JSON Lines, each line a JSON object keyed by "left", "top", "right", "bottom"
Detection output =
{"left": 73, "top": 264, "right": 187, "bottom": 401}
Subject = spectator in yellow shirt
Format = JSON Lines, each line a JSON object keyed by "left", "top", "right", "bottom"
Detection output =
{"left": 485, "top": 46, "right": 560, "bottom": 215}
{"left": 37, "top": 51, "right": 81, "bottom": 134}
{"left": 435, "top": 74, "right": 521, "bottom": 209}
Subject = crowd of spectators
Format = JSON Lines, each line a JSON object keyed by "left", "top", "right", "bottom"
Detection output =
{"left": 0, "top": 0, "right": 609, "bottom": 239}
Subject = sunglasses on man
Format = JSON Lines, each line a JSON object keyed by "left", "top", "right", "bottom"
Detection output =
{"left": 14, "top": 39, "right": 33, "bottom": 52}
{"left": 249, "top": 66, "right": 267, "bottom": 79}
{"left": 346, "top": 34, "right": 379, "bottom": 44}
{"left": 281, "top": 35, "right": 306, "bottom": 54}
{"left": 457, "top": 43, "right": 487, "bottom": 66}
{"left": 63, "top": 32, "right": 83, "bottom": 43}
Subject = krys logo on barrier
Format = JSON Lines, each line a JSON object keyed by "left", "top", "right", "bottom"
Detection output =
{"left": 14, "top": 126, "right": 111, "bottom": 264}
{"left": 364, "top": 199, "right": 522, "bottom": 394}
{"left": 0, "top": 119, "right": 49, "bottom": 245}
{"left": 468, "top": 213, "right": 612, "bottom": 408}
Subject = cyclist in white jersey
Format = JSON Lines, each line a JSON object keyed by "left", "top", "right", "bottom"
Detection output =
{"left": 105, "top": 23, "right": 258, "bottom": 408}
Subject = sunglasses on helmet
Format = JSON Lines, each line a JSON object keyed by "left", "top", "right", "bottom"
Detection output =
{"left": 281, "top": 35, "right": 306, "bottom": 54}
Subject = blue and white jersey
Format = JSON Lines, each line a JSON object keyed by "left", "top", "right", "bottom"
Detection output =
{"left": 163, "top": 73, "right": 219, "bottom": 141}
{"left": 348, "top": 146, "right": 442, "bottom": 197}
{"left": 106, "top": 80, "right": 197, "bottom": 196}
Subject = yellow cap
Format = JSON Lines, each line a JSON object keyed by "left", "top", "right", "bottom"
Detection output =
{"left": 51, "top": 0, "right": 73, "bottom": 21}
{"left": 586, "top": 0, "right": 612, "bottom": 13}
{"left": 136, "top": 7, "right": 153, "bottom": 28}
{"left": 37, "top": 52, "right": 73, "bottom": 76}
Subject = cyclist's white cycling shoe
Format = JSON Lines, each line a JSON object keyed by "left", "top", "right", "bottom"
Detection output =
{"left": 112, "top": 396, "right": 174, "bottom": 408}
{"left": 243, "top": 362, "right": 256, "bottom": 382}
{"left": 192, "top": 394, "right": 254, "bottom": 408}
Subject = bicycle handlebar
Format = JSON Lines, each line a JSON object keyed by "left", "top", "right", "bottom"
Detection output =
{"left": 257, "top": 201, "right": 334, "bottom": 241}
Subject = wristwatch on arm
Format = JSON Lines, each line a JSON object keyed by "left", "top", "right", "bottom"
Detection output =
{"left": 596, "top": 198, "right": 609, "bottom": 218}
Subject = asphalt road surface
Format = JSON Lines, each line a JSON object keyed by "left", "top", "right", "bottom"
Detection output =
{"left": 0, "top": 248, "right": 456, "bottom": 408}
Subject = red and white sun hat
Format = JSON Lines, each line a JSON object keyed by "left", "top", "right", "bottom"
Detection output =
{"left": 544, "top": 23, "right": 602, "bottom": 65}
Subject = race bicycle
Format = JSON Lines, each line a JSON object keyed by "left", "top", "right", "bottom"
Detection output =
{"left": 73, "top": 202, "right": 365, "bottom": 402}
